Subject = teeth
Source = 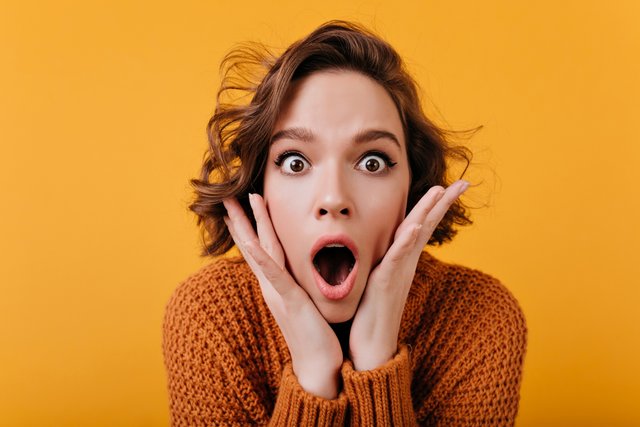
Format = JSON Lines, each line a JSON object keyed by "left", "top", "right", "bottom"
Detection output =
{"left": 325, "top": 243, "right": 345, "bottom": 248}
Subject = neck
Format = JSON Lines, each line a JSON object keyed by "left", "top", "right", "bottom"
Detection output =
{"left": 330, "top": 317, "right": 353, "bottom": 358}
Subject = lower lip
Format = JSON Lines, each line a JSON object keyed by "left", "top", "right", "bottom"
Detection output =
{"left": 312, "top": 261, "right": 358, "bottom": 301}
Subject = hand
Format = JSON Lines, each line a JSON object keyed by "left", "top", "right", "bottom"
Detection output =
{"left": 223, "top": 195, "right": 343, "bottom": 399}
{"left": 348, "top": 180, "right": 470, "bottom": 371}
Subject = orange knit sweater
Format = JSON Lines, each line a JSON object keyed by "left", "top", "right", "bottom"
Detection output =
{"left": 162, "top": 251, "right": 527, "bottom": 426}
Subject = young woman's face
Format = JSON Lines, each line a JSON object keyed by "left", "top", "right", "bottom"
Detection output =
{"left": 263, "top": 70, "right": 411, "bottom": 323}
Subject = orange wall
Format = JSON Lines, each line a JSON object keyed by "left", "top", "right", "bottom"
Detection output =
{"left": 1, "top": 1, "right": 638, "bottom": 426}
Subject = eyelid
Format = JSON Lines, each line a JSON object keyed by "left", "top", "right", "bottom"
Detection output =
{"left": 274, "top": 150, "right": 311, "bottom": 175}
{"left": 274, "top": 150, "right": 307, "bottom": 166}
{"left": 273, "top": 149, "right": 397, "bottom": 174}
{"left": 356, "top": 150, "right": 398, "bottom": 173}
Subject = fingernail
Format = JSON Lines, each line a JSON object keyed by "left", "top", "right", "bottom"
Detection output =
{"left": 459, "top": 180, "right": 469, "bottom": 193}
{"left": 436, "top": 189, "right": 445, "bottom": 200}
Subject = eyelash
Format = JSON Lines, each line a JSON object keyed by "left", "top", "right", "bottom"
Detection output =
{"left": 273, "top": 150, "right": 398, "bottom": 175}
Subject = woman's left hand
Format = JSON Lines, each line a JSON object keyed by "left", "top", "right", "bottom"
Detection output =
{"left": 348, "top": 180, "right": 469, "bottom": 371}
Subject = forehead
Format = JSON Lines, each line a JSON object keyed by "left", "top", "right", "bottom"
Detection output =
{"left": 272, "top": 70, "right": 405, "bottom": 146}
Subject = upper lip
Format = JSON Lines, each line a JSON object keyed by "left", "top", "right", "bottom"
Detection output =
{"left": 310, "top": 234, "right": 359, "bottom": 263}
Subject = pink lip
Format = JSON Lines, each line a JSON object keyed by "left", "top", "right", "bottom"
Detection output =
{"left": 310, "top": 234, "right": 359, "bottom": 301}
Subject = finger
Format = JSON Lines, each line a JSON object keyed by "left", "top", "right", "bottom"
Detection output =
{"left": 223, "top": 199, "right": 301, "bottom": 300}
{"left": 222, "top": 198, "right": 266, "bottom": 272}
{"left": 248, "top": 193, "right": 285, "bottom": 268}
{"left": 374, "top": 181, "right": 469, "bottom": 288}
{"left": 241, "top": 233, "right": 303, "bottom": 300}
{"left": 395, "top": 180, "right": 468, "bottom": 256}
{"left": 403, "top": 185, "right": 446, "bottom": 227}
{"left": 393, "top": 185, "right": 445, "bottom": 241}
{"left": 225, "top": 215, "right": 289, "bottom": 307}
{"left": 421, "top": 180, "right": 469, "bottom": 235}
{"left": 384, "top": 223, "right": 423, "bottom": 266}
{"left": 222, "top": 197, "right": 257, "bottom": 243}
{"left": 223, "top": 214, "right": 264, "bottom": 278}
{"left": 367, "top": 223, "right": 423, "bottom": 292}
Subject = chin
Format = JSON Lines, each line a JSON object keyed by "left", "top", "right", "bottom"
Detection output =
{"left": 318, "top": 301, "right": 357, "bottom": 323}
{"left": 318, "top": 303, "right": 357, "bottom": 324}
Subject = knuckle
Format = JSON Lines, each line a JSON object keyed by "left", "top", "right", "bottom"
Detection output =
{"left": 280, "top": 285, "right": 302, "bottom": 303}
{"left": 425, "top": 219, "right": 438, "bottom": 230}
{"left": 245, "top": 240, "right": 267, "bottom": 263}
{"left": 264, "top": 243, "right": 274, "bottom": 255}
{"left": 244, "top": 238, "right": 261, "bottom": 252}
{"left": 263, "top": 267, "right": 281, "bottom": 283}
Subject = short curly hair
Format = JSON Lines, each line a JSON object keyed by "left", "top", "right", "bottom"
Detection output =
{"left": 189, "top": 20, "right": 478, "bottom": 257}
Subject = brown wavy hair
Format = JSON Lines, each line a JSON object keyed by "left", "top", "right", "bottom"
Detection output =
{"left": 189, "top": 20, "right": 479, "bottom": 257}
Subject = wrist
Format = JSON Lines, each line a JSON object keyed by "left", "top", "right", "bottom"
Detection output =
{"left": 351, "top": 344, "right": 397, "bottom": 371}
{"left": 295, "top": 364, "right": 341, "bottom": 399}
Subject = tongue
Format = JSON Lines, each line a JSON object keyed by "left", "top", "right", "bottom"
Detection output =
{"left": 317, "top": 249, "right": 351, "bottom": 286}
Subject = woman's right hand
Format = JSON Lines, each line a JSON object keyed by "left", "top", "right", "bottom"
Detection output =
{"left": 223, "top": 194, "right": 343, "bottom": 399}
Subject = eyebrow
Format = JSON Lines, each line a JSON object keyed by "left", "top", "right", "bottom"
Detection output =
{"left": 270, "top": 127, "right": 401, "bottom": 148}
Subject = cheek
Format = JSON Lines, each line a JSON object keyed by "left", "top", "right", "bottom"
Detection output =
{"left": 366, "top": 168, "right": 410, "bottom": 215}
{"left": 357, "top": 183, "right": 409, "bottom": 260}
{"left": 267, "top": 191, "right": 299, "bottom": 232}
{"left": 263, "top": 175, "right": 308, "bottom": 255}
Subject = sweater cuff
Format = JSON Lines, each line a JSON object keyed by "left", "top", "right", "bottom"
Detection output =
{"left": 341, "top": 344, "right": 416, "bottom": 426}
{"left": 270, "top": 363, "right": 347, "bottom": 426}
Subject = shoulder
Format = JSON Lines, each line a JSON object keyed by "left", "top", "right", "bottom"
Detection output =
{"left": 163, "top": 256, "right": 257, "bottom": 330}
{"left": 161, "top": 257, "right": 273, "bottom": 425}
{"left": 162, "top": 256, "right": 267, "bottom": 371}
{"left": 408, "top": 251, "right": 527, "bottom": 346}
{"left": 407, "top": 253, "right": 528, "bottom": 423}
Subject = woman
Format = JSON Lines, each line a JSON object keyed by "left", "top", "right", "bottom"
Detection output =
{"left": 163, "top": 20, "right": 527, "bottom": 426}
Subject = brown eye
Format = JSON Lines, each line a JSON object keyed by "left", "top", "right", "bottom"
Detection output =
{"left": 365, "top": 158, "right": 380, "bottom": 172}
{"left": 276, "top": 153, "right": 310, "bottom": 175}
{"left": 291, "top": 159, "right": 304, "bottom": 172}
{"left": 356, "top": 153, "right": 394, "bottom": 174}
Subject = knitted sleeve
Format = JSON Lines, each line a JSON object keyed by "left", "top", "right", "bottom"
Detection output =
{"left": 339, "top": 274, "right": 527, "bottom": 426}
{"left": 162, "top": 267, "right": 348, "bottom": 426}
{"left": 341, "top": 344, "right": 417, "bottom": 426}
{"left": 269, "top": 363, "right": 348, "bottom": 426}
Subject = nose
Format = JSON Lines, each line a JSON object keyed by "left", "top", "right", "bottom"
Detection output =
{"left": 313, "top": 164, "right": 354, "bottom": 220}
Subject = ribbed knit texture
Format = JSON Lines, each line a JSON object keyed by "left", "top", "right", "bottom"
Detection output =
{"left": 162, "top": 251, "right": 527, "bottom": 426}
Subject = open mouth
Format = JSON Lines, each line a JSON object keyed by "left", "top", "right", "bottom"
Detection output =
{"left": 312, "top": 244, "right": 356, "bottom": 286}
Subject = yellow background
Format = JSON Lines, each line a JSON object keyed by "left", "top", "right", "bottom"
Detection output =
{"left": 1, "top": 1, "right": 638, "bottom": 426}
